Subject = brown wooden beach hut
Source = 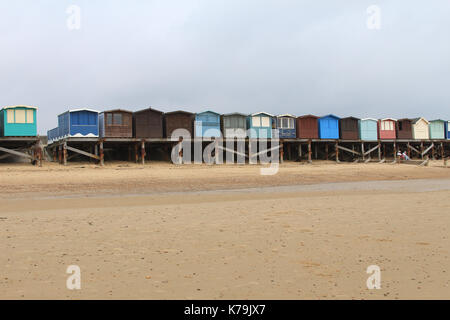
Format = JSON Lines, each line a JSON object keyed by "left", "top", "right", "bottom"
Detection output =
{"left": 296, "top": 115, "right": 319, "bottom": 139}
{"left": 339, "top": 117, "right": 360, "bottom": 140}
{"left": 164, "top": 110, "right": 195, "bottom": 138}
{"left": 396, "top": 118, "right": 413, "bottom": 139}
{"left": 99, "top": 109, "right": 133, "bottom": 138}
{"left": 133, "top": 107, "right": 164, "bottom": 138}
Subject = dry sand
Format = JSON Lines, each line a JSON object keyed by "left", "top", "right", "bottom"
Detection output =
{"left": 1, "top": 161, "right": 449, "bottom": 299}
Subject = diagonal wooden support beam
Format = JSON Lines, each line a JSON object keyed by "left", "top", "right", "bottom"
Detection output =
{"left": 364, "top": 144, "right": 380, "bottom": 156}
{"left": 337, "top": 145, "right": 362, "bottom": 156}
{"left": 407, "top": 144, "right": 421, "bottom": 155}
{"left": 66, "top": 145, "right": 100, "bottom": 160}
{"left": 0, "top": 146, "right": 33, "bottom": 160}
{"left": 422, "top": 143, "right": 434, "bottom": 157}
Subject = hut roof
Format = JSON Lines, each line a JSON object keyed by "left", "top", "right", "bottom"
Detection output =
{"left": 222, "top": 112, "right": 247, "bottom": 117}
{"left": 251, "top": 111, "right": 274, "bottom": 117}
{"left": 298, "top": 114, "right": 319, "bottom": 119}
{"left": 341, "top": 116, "right": 360, "bottom": 121}
{"left": 197, "top": 110, "right": 220, "bottom": 115}
{"left": 319, "top": 114, "right": 340, "bottom": 119}
{"left": 165, "top": 110, "right": 194, "bottom": 115}
{"left": 58, "top": 108, "right": 99, "bottom": 116}
{"left": 411, "top": 117, "right": 429, "bottom": 124}
{"left": 134, "top": 107, "right": 163, "bottom": 114}
{"left": 101, "top": 109, "right": 132, "bottom": 114}
{"left": 277, "top": 114, "right": 296, "bottom": 118}
{"left": 2, "top": 105, "right": 38, "bottom": 110}
{"left": 430, "top": 119, "right": 446, "bottom": 123}
{"left": 361, "top": 118, "right": 378, "bottom": 121}
{"left": 380, "top": 118, "right": 397, "bottom": 121}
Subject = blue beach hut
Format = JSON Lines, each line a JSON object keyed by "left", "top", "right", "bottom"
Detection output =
{"left": 318, "top": 114, "right": 340, "bottom": 139}
{"left": 276, "top": 114, "right": 296, "bottom": 138}
{"left": 194, "top": 110, "right": 221, "bottom": 138}
{"left": 58, "top": 108, "right": 99, "bottom": 139}
{"left": 0, "top": 105, "right": 37, "bottom": 137}
{"left": 247, "top": 112, "right": 274, "bottom": 139}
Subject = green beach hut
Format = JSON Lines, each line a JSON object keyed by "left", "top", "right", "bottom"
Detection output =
{"left": 429, "top": 119, "right": 445, "bottom": 140}
{"left": 0, "top": 106, "right": 37, "bottom": 137}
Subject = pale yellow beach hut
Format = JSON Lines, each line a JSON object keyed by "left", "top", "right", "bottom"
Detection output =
{"left": 411, "top": 117, "right": 430, "bottom": 140}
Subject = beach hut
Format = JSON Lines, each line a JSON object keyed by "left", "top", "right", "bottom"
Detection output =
{"left": 195, "top": 111, "right": 221, "bottom": 138}
{"left": 276, "top": 114, "right": 296, "bottom": 138}
{"left": 221, "top": 113, "right": 247, "bottom": 138}
{"left": 164, "top": 110, "right": 195, "bottom": 138}
{"left": 411, "top": 118, "right": 429, "bottom": 140}
{"left": 247, "top": 112, "right": 273, "bottom": 139}
{"left": 58, "top": 109, "right": 99, "bottom": 138}
{"left": 339, "top": 117, "right": 360, "bottom": 140}
{"left": 377, "top": 118, "right": 397, "bottom": 140}
{"left": 296, "top": 115, "right": 319, "bottom": 139}
{"left": 133, "top": 107, "right": 163, "bottom": 138}
{"left": 396, "top": 118, "right": 413, "bottom": 140}
{"left": 47, "top": 127, "right": 59, "bottom": 144}
{"left": 99, "top": 109, "right": 133, "bottom": 138}
{"left": 359, "top": 118, "right": 378, "bottom": 141}
{"left": 318, "top": 114, "right": 340, "bottom": 139}
{"left": 429, "top": 119, "right": 446, "bottom": 140}
{"left": 0, "top": 106, "right": 37, "bottom": 137}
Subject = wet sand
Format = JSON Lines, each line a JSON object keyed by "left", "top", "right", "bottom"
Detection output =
{"left": 1, "top": 162, "right": 449, "bottom": 299}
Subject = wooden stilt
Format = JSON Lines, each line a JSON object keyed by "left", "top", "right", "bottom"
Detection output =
{"left": 140, "top": 140, "right": 146, "bottom": 165}
{"left": 308, "top": 140, "right": 312, "bottom": 163}
{"left": 335, "top": 141, "right": 339, "bottom": 163}
{"left": 100, "top": 141, "right": 104, "bottom": 166}
{"left": 63, "top": 142, "right": 67, "bottom": 166}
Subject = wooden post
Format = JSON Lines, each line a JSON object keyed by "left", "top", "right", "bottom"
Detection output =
{"left": 100, "top": 141, "right": 104, "bottom": 166}
{"left": 325, "top": 143, "right": 328, "bottom": 160}
{"left": 361, "top": 142, "right": 365, "bottom": 161}
{"left": 58, "top": 145, "right": 62, "bottom": 164}
{"left": 53, "top": 147, "right": 57, "bottom": 162}
{"left": 308, "top": 140, "right": 312, "bottom": 163}
{"left": 37, "top": 144, "right": 42, "bottom": 167}
{"left": 134, "top": 143, "right": 138, "bottom": 163}
{"left": 335, "top": 141, "right": 339, "bottom": 163}
{"left": 432, "top": 144, "right": 436, "bottom": 160}
{"left": 298, "top": 143, "right": 302, "bottom": 161}
{"left": 393, "top": 141, "right": 397, "bottom": 163}
{"left": 407, "top": 142, "right": 411, "bottom": 159}
{"left": 280, "top": 141, "right": 284, "bottom": 164}
{"left": 314, "top": 142, "right": 318, "bottom": 159}
{"left": 63, "top": 142, "right": 67, "bottom": 166}
{"left": 141, "top": 140, "right": 146, "bottom": 165}
{"left": 420, "top": 141, "right": 424, "bottom": 160}
{"left": 377, "top": 143, "right": 381, "bottom": 161}
{"left": 441, "top": 142, "right": 444, "bottom": 162}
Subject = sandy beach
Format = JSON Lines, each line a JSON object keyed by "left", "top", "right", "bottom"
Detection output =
{"left": 1, "top": 161, "right": 449, "bottom": 299}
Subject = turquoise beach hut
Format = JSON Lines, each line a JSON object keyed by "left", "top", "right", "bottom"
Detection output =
{"left": 0, "top": 105, "right": 37, "bottom": 137}
{"left": 429, "top": 119, "right": 446, "bottom": 140}
{"left": 359, "top": 118, "right": 378, "bottom": 141}
{"left": 247, "top": 112, "right": 273, "bottom": 139}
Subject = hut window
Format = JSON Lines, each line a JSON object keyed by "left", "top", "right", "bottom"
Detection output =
{"left": 261, "top": 117, "right": 270, "bottom": 127}
{"left": 398, "top": 122, "right": 403, "bottom": 131}
{"left": 15, "top": 109, "right": 26, "bottom": 123}
{"left": 106, "top": 113, "right": 113, "bottom": 125}
{"left": 26, "top": 110, "right": 34, "bottom": 123}
{"left": 252, "top": 117, "right": 261, "bottom": 127}
{"left": 113, "top": 113, "right": 122, "bottom": 125}
{"left": 6, "top": 109, "right": 14, "bottom": 123}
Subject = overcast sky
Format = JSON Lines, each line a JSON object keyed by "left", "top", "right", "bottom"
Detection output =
{"left": 1, "top": 0, "right": 449, "bottom": 134}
